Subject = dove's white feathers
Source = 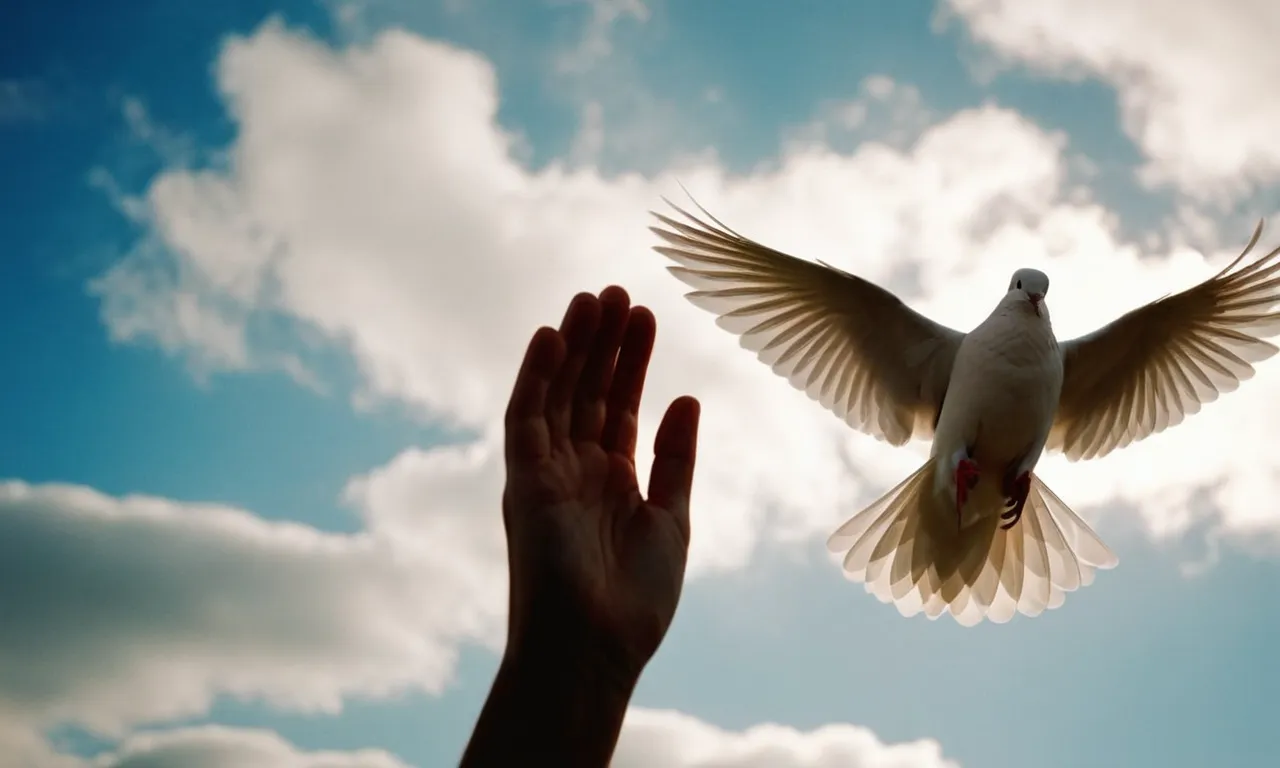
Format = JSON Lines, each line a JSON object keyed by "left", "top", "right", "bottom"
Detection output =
{"left": 826, "top": 281, "right": 1114, "bottom": 626}
{"left": 930, "top": 279, "right": 1063, "bottom": 497}
{"left": 826, "top": 463, "right": 1117, "bottom": 626}
{"left": 650, "top": 199, "right": 1280, "bottom": 625}
{"left": 1050, "top": 220, "right": 1280, "bottom": 460}
{"left": 650, "top": 205, "right": 963, "bottom": 447}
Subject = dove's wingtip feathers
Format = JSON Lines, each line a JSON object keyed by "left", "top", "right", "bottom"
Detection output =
{"left": 1211, "top": 214, "right": 1280, "bottom": 279}
{"left": 647, "top": 189, "right": 967, "bottom": 449}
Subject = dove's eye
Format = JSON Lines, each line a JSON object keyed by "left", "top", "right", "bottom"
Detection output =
{"left": 1016, "top": 280, "right": 1022, "bottom": 289}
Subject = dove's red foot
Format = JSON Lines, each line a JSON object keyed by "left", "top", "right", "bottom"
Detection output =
{"left": 954, "top": 459, "right": 980, "bottom": 528}
{"left": 1001, "top": 471, "right": 1031, "bottom": 530}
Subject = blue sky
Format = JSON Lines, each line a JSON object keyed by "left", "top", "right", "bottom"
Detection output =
{"left": 5, "top": 1, "right": 1280, "bottom": 766}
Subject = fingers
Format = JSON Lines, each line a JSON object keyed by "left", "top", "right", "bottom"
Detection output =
{"left": 647, "top": 395, "right": 700, "bottom": 540}
{"left": 570, "top": 286, "right": 632, "bottom": 443}
{"left": 545, "top": 292, "right": 603, "bottom": 441}
{"left": 601, "top": 305, "right": 657, "bottom": 458}
{"left": 504, "top": 325, "right": 567, "bottom": 462}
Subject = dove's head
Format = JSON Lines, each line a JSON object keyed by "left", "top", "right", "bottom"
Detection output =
{"left": 1006, "top": 268, "right": 1049, "bottom": 318}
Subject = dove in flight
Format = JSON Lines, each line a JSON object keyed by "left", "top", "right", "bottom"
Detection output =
{"left": 649, "top": 199, "right": 1280, "bottom": 626}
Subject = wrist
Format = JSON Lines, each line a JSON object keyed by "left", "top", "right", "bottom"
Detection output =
{"left": 461, "top": 621, "right": 637, "bottom": 767}
{"left": 501, "top": 618, "right": 640, "bottom": 705}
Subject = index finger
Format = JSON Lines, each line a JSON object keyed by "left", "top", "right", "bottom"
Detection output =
{"left": 504, "top": 325, "right": 566, "bottom": 462}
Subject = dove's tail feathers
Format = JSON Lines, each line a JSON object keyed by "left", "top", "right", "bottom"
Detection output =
{"left": 826, "top": 462, "right": 1118, "bottom": 627}
{"left": 1027, "top": 474, "right": 1120, "bottom": 577}
{"left": 825, "top": 459, "right": 993, "bottom": 627}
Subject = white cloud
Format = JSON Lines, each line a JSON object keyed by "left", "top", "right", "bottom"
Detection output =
{"left": 784, "top": 75, "right": 934, "bottom": 154}
{"left": 0, "top": 477, "right": 501, "bottom": 750}
{"left": 0, "top": 477, "right": 959, "bottom": 768}
{"left": 92, "top": 726, "right": 410, "bottom": 768}
{"left": 942, "top": 0, "right": 1280, "bottom": 202}
{"left": 569, "top": 100, "right": 606, "bottom": 164}
{"left": 616, "top": 708, "right": 958, "bottom": 768}
{"left": 93, "top": 21, "right": 1280, "bottom": 595}
{"left": 340, "top": 440, "right": 508, "bottom": 632}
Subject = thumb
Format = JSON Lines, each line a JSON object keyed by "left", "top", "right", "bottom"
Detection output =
{"left": 647, "top": 396, "right": 700, "bottom": 538}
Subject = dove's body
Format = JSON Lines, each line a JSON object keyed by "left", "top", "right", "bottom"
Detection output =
{"left": 825, "top": 292, "right": 1088, "bottom": 626}
{"left": 932, "top": 291, "right": 1062, "bottom": 528}
{"left": 650, "top": 199, "right": 1280, "bottom": 625}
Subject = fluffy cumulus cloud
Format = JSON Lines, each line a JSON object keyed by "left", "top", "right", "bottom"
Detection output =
{"left": 616, "top": 709, "right": 958, "bottom": 768}
{"left": 943, "top": 0, "right": 1280, "bottom": 202}
{"left": 0, "top": 479, "right": 956, "bottom": 768}
{"left": 92, "top": 726, "right": 410, "bottom": 768}
{"left": 0, "top": 479, "right": 499, "bottom": 762}
{"left": 95, "top": 20, "right": 1280, "bottom": 559}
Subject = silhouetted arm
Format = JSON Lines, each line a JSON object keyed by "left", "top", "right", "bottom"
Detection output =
{"left": 462, "top": 287, "right": 699, "bottom": 767}
{"left": 459, "top": 613, "right": 637, "bottom": 767}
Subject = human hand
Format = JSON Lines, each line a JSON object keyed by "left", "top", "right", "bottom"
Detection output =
{"left": 501, "top": 285, "right": 700, "bottom": 685}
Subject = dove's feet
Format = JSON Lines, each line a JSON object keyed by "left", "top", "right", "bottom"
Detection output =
{"left": 954, "top": 459, "right": 980, "bottom": 528}
{"left": 1001, "top": 471, "right": 1031, "bottom": 530}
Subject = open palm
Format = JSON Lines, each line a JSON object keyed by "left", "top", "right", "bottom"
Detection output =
{"left": 501, "top": 286, "right": 700, "bottom": 678}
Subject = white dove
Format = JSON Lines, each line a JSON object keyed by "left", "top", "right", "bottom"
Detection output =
{"left": 649, "top": 199, "right": 1280, "bottom": 626}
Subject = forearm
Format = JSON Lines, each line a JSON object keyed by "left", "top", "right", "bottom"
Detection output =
{"left": 460, "top": 632, "right": 638, "bottom": 767}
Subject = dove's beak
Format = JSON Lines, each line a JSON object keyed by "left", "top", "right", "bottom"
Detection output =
{"left": 1028, "top": 292, "right": 1044, "bottom": 316}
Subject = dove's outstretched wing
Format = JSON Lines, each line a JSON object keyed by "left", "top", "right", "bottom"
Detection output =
{"left": 1051, "top": 220, "right": 1280, "bottom": 461}
{"left": 649, "top": 200, "right": 965, "bottom": 446}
